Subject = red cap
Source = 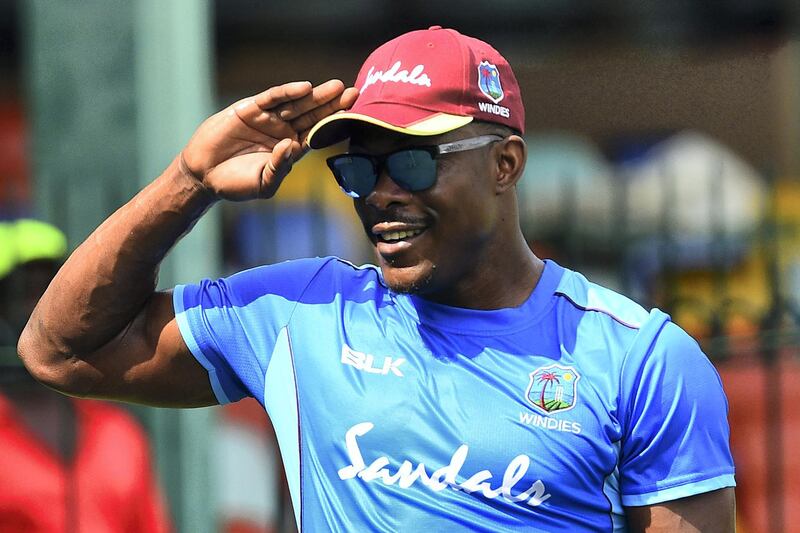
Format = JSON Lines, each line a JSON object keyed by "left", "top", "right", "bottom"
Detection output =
{"left": 307, "top": 26, "right": 525, "bottom": 149}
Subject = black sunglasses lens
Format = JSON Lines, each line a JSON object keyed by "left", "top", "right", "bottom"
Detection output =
{"left": 386, "top": 149, "right": 437, "bottom": 191}
{"left": 328, "top": 155, "right": 377, "bottom": 198}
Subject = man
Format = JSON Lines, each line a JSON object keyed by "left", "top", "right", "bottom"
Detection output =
{"left": 1, "top": 219, "right": 171, "bottom": 532}
{"left": 18, "top": 27, "right": 735, "bottom": 531}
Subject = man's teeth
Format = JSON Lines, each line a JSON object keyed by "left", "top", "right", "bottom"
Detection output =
{"left": 380, "top": 229, "right": 423, "bottom": 242}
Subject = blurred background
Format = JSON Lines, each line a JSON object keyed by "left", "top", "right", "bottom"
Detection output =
{"left": 1, "top": 1, "right": 799, "bottom": 532}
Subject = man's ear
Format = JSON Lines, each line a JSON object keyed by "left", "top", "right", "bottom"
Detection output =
{"left": 493, "top": 135, "right": 527, "bottom": 194}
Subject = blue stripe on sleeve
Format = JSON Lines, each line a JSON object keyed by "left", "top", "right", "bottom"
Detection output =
{"left": 622, "top": 473, "right": 736, "bottom": 506}
{"left": 173, "top": 284, "right": 232, "bottom": 404}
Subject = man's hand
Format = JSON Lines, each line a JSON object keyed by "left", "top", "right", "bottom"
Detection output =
{"left": 181, "top": 79, "right": 358, "bottom": 201}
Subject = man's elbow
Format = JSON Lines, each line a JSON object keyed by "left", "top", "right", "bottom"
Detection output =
{"left": 16, "top": 323, "right": 94, "bottom": 397}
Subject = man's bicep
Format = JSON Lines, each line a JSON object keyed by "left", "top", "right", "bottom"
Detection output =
{"left": 84, "top": 290, "right": 218, "bottom": 407}
{"left": 625, "top": 487, "right": 736, "bottom": 532}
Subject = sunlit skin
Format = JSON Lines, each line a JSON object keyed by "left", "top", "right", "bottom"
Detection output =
{"left": 349, "top": 122, "right": 543, "bottom": 310}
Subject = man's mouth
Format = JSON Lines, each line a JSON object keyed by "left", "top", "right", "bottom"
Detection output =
{"left": 371, "top": 222, "right": 428, "bottom": 255}
{"left": 377, "top": 228, "right": 425, "bottom": 243}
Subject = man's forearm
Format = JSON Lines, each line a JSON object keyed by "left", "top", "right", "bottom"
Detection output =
{"left": 16, "top": 80, "right": 354, "bottom": 402}
{"left": 19, "top": 156, "right": 216, "bottom": 363}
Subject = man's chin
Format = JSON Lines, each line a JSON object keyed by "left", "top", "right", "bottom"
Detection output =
{"left": 378, "top": 261, "right": 435, "bottom": 294}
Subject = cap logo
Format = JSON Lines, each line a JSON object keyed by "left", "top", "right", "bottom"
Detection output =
{"left": 361, "top": 61, "right": 432, "bottom": 93}
{"left": 478, "top": 61, "right": 504, "bottom": 104}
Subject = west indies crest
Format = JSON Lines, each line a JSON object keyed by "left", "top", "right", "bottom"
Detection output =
{"left": 477, "top": 61, "right": 504, "bottom": 103}
{"left": 526, "top": 364, "right": 581, "bottom": 414}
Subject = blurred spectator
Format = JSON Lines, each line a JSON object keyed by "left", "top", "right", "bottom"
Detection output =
{"left": 0, "top": 219, "right": 67, "bottom": 343}
{"left": 0, "top": 219, "right": 172, "bottom": 533}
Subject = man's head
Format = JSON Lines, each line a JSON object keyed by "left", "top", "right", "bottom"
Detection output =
{"left": 0, "top": 219, "right": 66, "bottom": 339}
{"left": 307, "top": 26, "right": 525, "bottom": 148}
{"left": 308, "top": 27, "right": 529, "bottom": 303}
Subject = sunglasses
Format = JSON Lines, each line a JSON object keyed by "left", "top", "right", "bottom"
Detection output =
{"left": 325, "top": 134, "right": 504, "bottom": 198}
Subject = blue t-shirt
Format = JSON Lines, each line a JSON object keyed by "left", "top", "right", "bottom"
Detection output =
{"left": 174, "top": 258, "right": 735, "bottom": 532}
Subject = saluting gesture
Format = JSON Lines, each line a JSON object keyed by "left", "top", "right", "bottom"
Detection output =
{"left": 181, "top": 80, "right": 358, "bottom": 200}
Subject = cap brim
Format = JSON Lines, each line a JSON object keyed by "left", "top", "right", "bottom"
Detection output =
{"left": 307, "top": 103, "right": 473, "bottom": 149}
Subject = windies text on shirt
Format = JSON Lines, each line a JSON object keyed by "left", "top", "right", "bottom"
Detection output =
{"left": 519, "top": 412, "right": 582, "bottom": 434}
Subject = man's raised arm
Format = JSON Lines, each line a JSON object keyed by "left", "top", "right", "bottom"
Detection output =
{"left": 17, "top": 80, "right": 358, "bottom": 407}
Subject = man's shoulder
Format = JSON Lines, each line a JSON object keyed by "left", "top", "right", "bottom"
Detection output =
{"left": 176, "top": 257, "right": 386, "bottom": 327}
{"left": 553, "top": 265, "right": 651, "bottom": 331}
{"left": 226, "top": 256, "right": 383, "bottom": 295}
{"left": 244, "top": 257, "right": 389, "bottom": 309}
{"left": 553, "top": 266, "right": 707, "bottom": 378}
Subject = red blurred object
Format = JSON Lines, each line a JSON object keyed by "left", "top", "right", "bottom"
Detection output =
{"left": 0, "top": 101, "right": 29, "bottom": 210}
{"left": 719, "top": 355, "right": 800, "bottom": 533}
{"left": 224, "top": 518, "right": 275, "bottom": 533}
{"left": 0, "top": 395, "right": 172, "bottom": 533}
{"left": 224, "top": 396, "right": 275, "bottom": 433}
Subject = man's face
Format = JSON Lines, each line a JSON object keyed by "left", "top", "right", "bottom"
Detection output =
{"left": 348, "top": 124, "right": 502, "bottom": 298}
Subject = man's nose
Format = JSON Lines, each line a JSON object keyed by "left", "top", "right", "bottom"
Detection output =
{"left": 365, "top": 168, "right": 412, "bottom": 209}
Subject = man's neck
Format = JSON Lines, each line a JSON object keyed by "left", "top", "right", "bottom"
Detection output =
{"left": 421, "top": 233, "right": 544, "bottom": 310}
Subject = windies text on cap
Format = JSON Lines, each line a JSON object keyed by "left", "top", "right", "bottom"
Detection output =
{"left": 478, "top": 101, "right": 510, "bottom": 118}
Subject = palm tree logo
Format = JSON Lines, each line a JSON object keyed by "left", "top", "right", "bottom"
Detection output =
{"left": 535, "top": 371, "right": 560, "bottom": 410}
{"left": 478, "top": 61, "right": 504, "bottom": 104}
{"left": 526, "top": 365, "right": 581, "bottom": 414}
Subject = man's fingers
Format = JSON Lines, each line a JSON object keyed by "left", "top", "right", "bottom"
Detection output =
{"left": 339, "top": 86, "right": 360, "bottom": 111}
{"left": 232, "top": 97, "right": 298, "bottom": 139}
{"left": 266, "top": 138, "right": 293, "bottom": 172}
{"left": 290, "top": 87, "right": 359, "bottom": 133}
{"left": 233, "top": 80, "right": 351, "bottom": 139}
{"left": 258, "top": 138, "right": 295, "bottom": 198}
{"left": 274, "top": 79, "right": 347, "bottom": 120}
{"left": 290, "top": 138, "right": 309, "bottom": 158}
{"left": 253, "top": 81, "right": 314, "bottom": 111}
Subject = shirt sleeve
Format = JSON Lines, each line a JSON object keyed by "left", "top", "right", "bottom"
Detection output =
{"left": 618, "top": 316, "right": 736, "bottom": 506}
{"left": 173, "top": 257, "right": 332, "bottom": 405}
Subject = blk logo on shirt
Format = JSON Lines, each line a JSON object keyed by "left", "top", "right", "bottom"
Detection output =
{"left": 341, "top": 344, "right": 406, "bottom": 377}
